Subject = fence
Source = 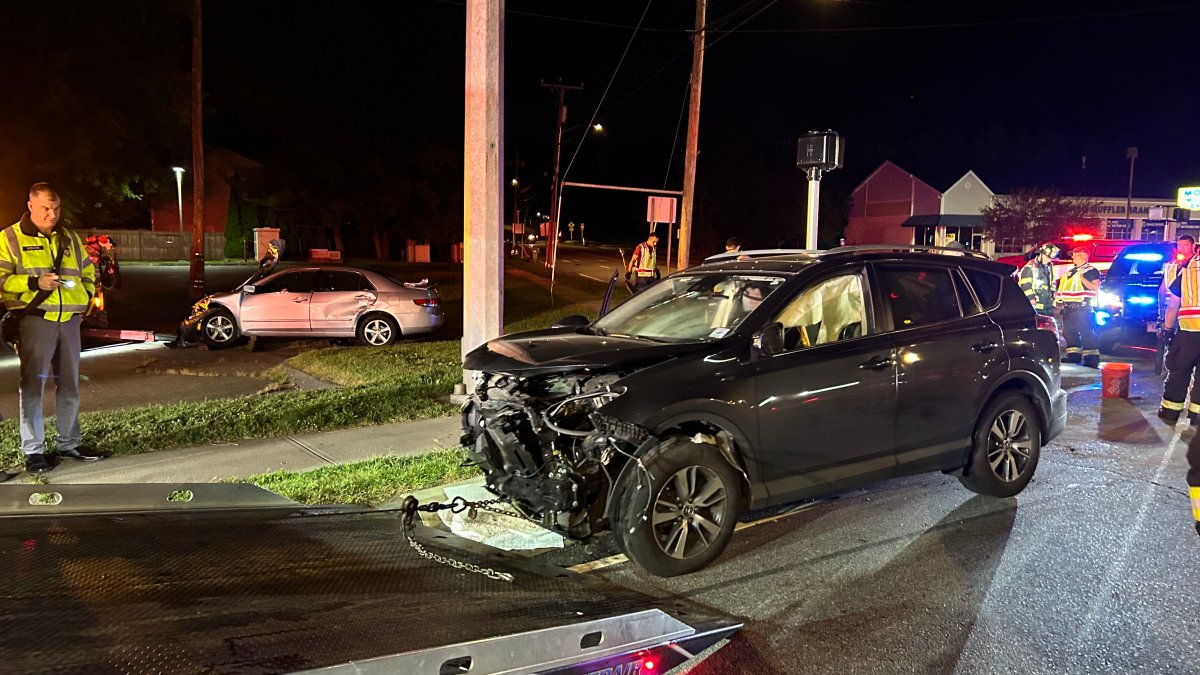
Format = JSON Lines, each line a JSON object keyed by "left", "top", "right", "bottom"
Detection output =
{"left": 77, "top": 230, "right": 228, "bottom": 261}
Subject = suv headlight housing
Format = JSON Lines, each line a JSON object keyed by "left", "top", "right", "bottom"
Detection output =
{"left": 1097, "top": 291, "right": 1122, "bottom": 309}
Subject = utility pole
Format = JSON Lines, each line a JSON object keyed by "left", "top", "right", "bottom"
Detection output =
{"left": 678, "top": 0, "right": 708, "bottom": 272}
{"left": 1126, "top": 146, "right": 1138, "bottom": 235}
{"left": 461, "top": 0, "right": 505, "bottom": 385}
{"left": 542, "top": 81, "right": 582, "bottom": 271}
{"left": 188, "top": 0, "right": 205, "bottom": 302}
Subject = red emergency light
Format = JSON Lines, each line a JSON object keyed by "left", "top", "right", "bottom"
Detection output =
{"left": 1070, "top": 234, "right": 1094, "bottom": 242}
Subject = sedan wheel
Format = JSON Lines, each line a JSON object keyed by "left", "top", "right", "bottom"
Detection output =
{"left": 202, "top": 310, "right": 241, "bottom": 349}
{"left": 959, "top": 392, "right": 1041, "bottom": 498}
{"left": 358, "top": 314, "right": 400, "bottom": 346}
{"left": 651, "top": 466, "right": 728, "bottom": 560}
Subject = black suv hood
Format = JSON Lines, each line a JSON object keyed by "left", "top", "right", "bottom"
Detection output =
{"left": 464, "top": 328, "right": 714, "bottom": 376}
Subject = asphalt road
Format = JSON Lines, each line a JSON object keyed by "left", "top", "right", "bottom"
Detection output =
{"left": 581, "top": 362, "right": 1200, "bottom": 675}
{"left": 106, "top": 263, "right": 260, "bottom": 334}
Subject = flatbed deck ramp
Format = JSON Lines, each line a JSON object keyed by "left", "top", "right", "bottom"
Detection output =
{"left": 0, "top": 484, "right": 739, "bottom": 674}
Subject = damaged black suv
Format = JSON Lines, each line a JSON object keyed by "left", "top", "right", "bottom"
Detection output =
{"left": 461, "top": 247, "right": 1067, "bottom": 576}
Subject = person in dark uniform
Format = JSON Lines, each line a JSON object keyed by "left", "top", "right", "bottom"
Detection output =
{"left": 1055, "top": 246, "right": 1102, "bottom": 368}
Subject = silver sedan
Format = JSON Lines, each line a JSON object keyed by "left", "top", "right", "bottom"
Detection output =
{"left": 200, "top": 266, "right": 443, "bottom": 348}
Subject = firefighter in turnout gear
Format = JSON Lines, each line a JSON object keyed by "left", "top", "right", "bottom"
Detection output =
{"left": 1018, "top": 242, "right": 1058, "bottom": 316}
{"left": 1160, "top": 247, "right": 1200, "bottom": 422}
{"left": 1055, "top": 246, "right": 1102, "bottom": 368}
{"left": 1164, "top": 249, "right": 1200, "bottom": 537}
{"left": 625, "top": 232, "right": 660, "bottom": 293}
{"left": 1159, "top": 235, "right": 1200, "bottom": 422}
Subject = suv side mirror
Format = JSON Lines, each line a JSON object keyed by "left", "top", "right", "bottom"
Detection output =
{"left": 552, "top": 314, "right": 590, "bottom": 329}
{"left": 753, "top": 322, "right": 785, "bottom": 356}
{"left": 243, "top": 285, "right": 256, "bottom": 295}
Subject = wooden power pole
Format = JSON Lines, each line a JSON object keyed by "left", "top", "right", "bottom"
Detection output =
{"left": 188, "top": 0, "right": 206, "bottom": 301}
{"left": 678, "top": 0, "right": 708, "bottom": 271}
{"left": 541, "top": 81, "right": 582, "bottom": 271}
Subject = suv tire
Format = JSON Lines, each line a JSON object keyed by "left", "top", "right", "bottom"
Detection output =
{"left": 959, "top": 392, "right": 1041, "bottom": 498}
{"left": 616, "top": 441, "right": 742, "bottom": 577}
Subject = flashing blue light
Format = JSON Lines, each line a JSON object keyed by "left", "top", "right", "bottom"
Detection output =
{"left": 1095, "top": 311, "right": 1111, "bottom": 326}
{"left": 1127, "top": 296, "right": 1156, "bottom": 305}
{"left": 1125, "top": 253, "right": 1164, "bottom": 262}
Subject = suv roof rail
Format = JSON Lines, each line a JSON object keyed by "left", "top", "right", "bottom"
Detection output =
{"left": 702, "top": 249, "right": 816, "bottom": 264}
{"left": 825, "top": 244, "right": 992, "bottom": 260}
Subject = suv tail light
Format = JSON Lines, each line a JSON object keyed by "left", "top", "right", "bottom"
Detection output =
{"left": 414, "top": 297, "right": 440, "bottom": 308}
{"left": 1036, "top": 314, "right": 1059, "bottom": 334}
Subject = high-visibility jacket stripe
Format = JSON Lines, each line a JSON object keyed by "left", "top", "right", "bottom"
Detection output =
{"left": 1161, "top": 399, "right": 1186, "bottom": 411}
{"left": 1191, "top": 487, "right": 1200, "bottom": 522}
{"left": 1179, "top": 259, "right": 1200, "bottom": 331}
{"left": 1056, "top": 264, "right": 1098, "bottom": 303}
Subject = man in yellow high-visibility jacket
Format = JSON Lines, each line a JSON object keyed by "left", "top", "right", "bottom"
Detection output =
{"left": 1055, "top": 246, "right": 1102, "bottom": 368}
{"left": 625, "top": 232, "right": 660, "bottom": 293}
{"left": 0, "top": 183, "right": 103, "bottom": 473}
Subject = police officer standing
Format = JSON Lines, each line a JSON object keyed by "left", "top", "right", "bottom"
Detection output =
{"left": 1018, "top": 243, "right": 1058, "bottom": 316}
{"left": 1056, "top": 246, "right": 1102, "bottom": 368}
{"left": 625, "top": 232, "right": 660, "bottom": 293}
{"left": 0, "top": 183, "right": 103, "bottom": 473}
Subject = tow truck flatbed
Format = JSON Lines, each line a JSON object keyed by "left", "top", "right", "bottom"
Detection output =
{"left": 0, "top": 484, "right": 739, "bottom": 674}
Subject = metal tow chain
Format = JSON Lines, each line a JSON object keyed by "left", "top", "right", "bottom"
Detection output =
{"left": 400, "top": 495, "right": 516, "bottom": 583}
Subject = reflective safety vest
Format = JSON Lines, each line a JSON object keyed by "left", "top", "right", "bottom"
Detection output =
{"left": 0, "top": 218, "right": 95, "bottom": 322}
{"left": 631, "top": 242, "right": 656, "bottom": 278}
{"left": 1177, "top": 258, "right": 1200, "bottom": 331}
{"left": 1017, "top": 260, "right": 1054, "bottom": 313}
{"left": 1056, "top": 263, "right": 1099, "bottom": 305}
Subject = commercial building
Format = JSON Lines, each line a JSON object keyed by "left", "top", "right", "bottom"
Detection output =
{"left": 843, "top": 161, "right": 1197, "bottom": 255}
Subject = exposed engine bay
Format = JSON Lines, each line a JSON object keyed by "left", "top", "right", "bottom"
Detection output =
{"left": 461, "top": 369, "right": 653, "bottom": 540}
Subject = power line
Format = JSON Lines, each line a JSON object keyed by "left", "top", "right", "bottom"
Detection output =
{"left": 707, "top": 0, "right": 782, "bottom": 49}
{"left": 426, "top": 0, "right": 688, "bottom": 32}
{"left": 560, "top": 0, "right": 657, "bottom": 183}
{"left": 663, "top": 77, "right": 690, "bottom": 190}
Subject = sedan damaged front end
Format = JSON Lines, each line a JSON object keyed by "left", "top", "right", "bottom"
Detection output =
{"left": 461, "top": 367, "right": 653, "bottom": 540}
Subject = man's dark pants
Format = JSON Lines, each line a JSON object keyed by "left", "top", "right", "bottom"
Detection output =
{"left": 18, "top": 314, "right": 82, "bottom": 456}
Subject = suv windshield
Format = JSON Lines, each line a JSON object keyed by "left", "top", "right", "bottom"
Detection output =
{"left": 1108, "top": 248, "right": 1170, "bottom": 278}
{"left": 594, "top": 273, "right": 787, "bottom": 341}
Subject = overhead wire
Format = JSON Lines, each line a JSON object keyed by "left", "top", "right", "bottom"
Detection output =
{"left": 559, "top": 0, "right": 656, "bottom": 183}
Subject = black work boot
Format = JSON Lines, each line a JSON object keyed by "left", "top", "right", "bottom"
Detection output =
{"left": 1063, "top": 353, "right": 1082, "bottom": 364}
{"left": 1158, "top": 407, "right": 1181, "bottom": 422}
{"left": 1083, "top": 355, "right": 1100, "bottom": 368}
{"left": 25, "top": 453, "right": 53, "bottom": 473}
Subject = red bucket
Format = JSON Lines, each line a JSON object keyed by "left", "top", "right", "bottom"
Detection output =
{"left": 1100, "top": 362, "right": 1132, "bottom": 399}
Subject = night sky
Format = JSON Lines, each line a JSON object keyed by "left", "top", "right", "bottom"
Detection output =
{"left": 1, "top": 0, "right": 1197, "bottom": 253}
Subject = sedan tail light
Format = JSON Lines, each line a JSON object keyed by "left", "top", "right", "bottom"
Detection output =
{"left": 414, "top": 297, "right": 440, "bottom": 308}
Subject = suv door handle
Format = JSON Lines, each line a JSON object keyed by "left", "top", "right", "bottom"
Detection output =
{"left": 291, "top": 297, "right": 308, "bottom": 303}
{"left": 354, "top": 294, "right": 374, "bottom": 301}
{"left": 859, "top": 355, "right": 895, "bottom": 370}
{"left": 972, "top": 341, "right": 1001, "bottom": 352}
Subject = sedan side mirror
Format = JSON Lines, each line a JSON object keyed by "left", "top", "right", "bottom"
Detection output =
{"left": 753, "top": 322, "right": 785, "bottom": 356}
{"left": 242, "top": 285, "right": 256, "bottom": 295}
{"left": 551, "top": 314, "right": 590, "bottom": 329}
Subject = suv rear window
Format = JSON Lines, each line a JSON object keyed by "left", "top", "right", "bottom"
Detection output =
{"left": 876, "top": 265, "right": 962, "bottom": 329}
{"left": 1093, "top": 244, "right": 1126, "bottom": 260}
{"left": 963, "top": 269, "right": 1003, "bottom": 309}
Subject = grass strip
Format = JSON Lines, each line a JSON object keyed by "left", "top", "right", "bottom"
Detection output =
{"left": 231, "top": 449, "right": 480, "bottom": 506}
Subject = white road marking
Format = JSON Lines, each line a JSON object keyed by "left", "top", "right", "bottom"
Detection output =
{"left": 579, "top": 274, "right": 604, "bottom": 283}
{"left": 1078, "top": 417, "right": 1183, "bottom": 640}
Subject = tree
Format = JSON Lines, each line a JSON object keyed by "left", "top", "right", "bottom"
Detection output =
{"left": 981, "top": 189, "right": 1099, "bottom": 249}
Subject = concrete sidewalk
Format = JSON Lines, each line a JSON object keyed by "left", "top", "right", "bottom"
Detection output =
{"left": 35, "top": 415, "right": 463, "bottom": 484}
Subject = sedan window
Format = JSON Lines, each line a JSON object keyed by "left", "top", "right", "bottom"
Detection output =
{"left": 315, "top": 271, "right": 365, "bottom": 292}
{"left": 877, "top": 266, "right": 962, "bottom": 329}
{"left": 772, "top": 272, "right": 868, "bottom": 350}
{"left": 594, "top": 273, "right": 786, "bottom": 341}
{"left": 256, "top": 270, "right": 316, "bottom": 294}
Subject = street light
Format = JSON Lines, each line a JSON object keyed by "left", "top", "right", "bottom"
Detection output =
{"left": 172, "top": 166, "right": 185, "bottom": 244}
{"left": 593, "top": 123, "right": 605, "bottom": 133}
